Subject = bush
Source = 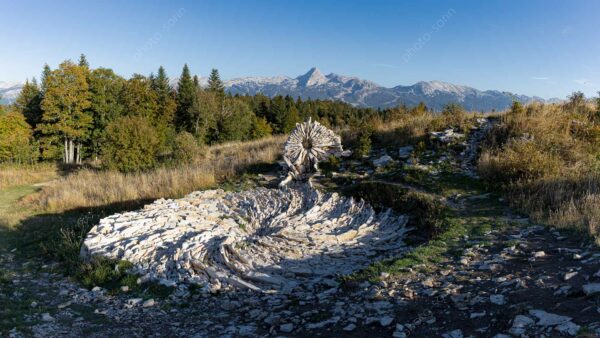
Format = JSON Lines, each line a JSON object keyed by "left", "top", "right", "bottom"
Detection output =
{"left": 343, "top": 182, "right": 448, "bottom": 237}
{"left": 172, "top": 131, "right": 205, "bottom": 164}
{"left": 319, "top": 155, "right": 340, "bottom": 176}
{"left": 102, "top": 116, "right": 160, "bottom": 172}
{"left": 0, "top": 111, "right": 37, "bottom": 164}
{"left": 353, "top": 123, "right": 373, "bottom": 158}
{"left": 215, "top": 98, "right": 254, "bottom": 142}
{"left": 440, "top": 103, "right": 469, "bottom": 131}
{"left": 478, "top": 139, "right": 563, "bottom": 186}
{"left": 250, "top": 116, "right": 273, "bottom": 140}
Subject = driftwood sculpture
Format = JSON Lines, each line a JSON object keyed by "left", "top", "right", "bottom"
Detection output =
{"left": 280, "top": 118, "right": 348, "bottom": 185}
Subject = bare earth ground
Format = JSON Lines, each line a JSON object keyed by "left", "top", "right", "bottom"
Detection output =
{"left": 2, "top": 132, "right": 600, "bottom": 337}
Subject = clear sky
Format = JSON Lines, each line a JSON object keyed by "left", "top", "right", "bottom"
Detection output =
{"left": 1, "top": 0, "right": 599, "bottom": 99}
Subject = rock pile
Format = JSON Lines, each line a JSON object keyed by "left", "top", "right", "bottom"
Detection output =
{"left": 82, "top": 183, "right": 409, "bottom": 293}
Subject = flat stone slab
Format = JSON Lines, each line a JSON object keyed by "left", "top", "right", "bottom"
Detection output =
{"left": 82, "top": 184, "right": 409, "bottom": 292}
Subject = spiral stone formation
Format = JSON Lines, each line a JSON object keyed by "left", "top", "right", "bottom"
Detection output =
{"left": 82, "top": 184, "right": 409, "bottom": 293}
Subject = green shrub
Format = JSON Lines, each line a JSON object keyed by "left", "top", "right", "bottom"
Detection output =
{"left": 172, "top": 131, "right": 204, "bottom": 164}
{"left": 354, "top": 124, "right": 373, "bottom": 158}
{"left": 343, "top": 182, "right": 448, "bottom": 237}
{"left": 102, "top": 116, "right": 160, "bottom": 172}
{"left": 0, "top": 111, "right": 37, "bottom": 164}
{"left": 319, "top": 155, "right": 340, "bottom": 176}
{"left": 440, "top": 103, "right": 468, "bottom": 131}
{"left": 250, "top": 116, "right": 273, "bottom": 139}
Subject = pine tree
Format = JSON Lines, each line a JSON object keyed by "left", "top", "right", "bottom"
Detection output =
{"left": 207, "top": 68, "right": 225, "bottom": 99}
{"left": 175, "top": 64, "right": 197, "bottom": 132}
{"left": 38, "top": 60, "right": 92, "bottom": 164}
{"left": 152, "top": 66, "right": 177, "bottom": 151}
{"left": 282, "top": 105, "right": 301, "bottom": 133}
{"left": 193, "top": 75, "right": 200, "bottom": 89}
{"left": 15, "top": 78, "right": 43, "bottom": 128}
{"left": 40, "top": 64, "right": 51, "bottom": 93}
{"left": 78, "top": 53, "right": 90, "bottom": 69}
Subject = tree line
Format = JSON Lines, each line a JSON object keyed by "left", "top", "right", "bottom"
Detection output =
{"left": 0, "top": 55, "right": 388, "bottom": 170}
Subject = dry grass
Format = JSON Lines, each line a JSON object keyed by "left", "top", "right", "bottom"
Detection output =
{"left": 511, "top": 174, "right": 600, "bottom": 236}
{"left": 366, "top": 110, "right": 480, "bottom": 147}
{"left": 24, "top": 135, "right": 285, "bottom": 212}
{"left": 478, "top": 100, "right": 600, "bottom": 238}
{"left": 0, "top": 163, "right": 59, "bottom": 189}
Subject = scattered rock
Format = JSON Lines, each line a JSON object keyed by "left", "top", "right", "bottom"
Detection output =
{"left": 379, "top": 315, "right": 394, "bottom": 327}
{"left": 529, "top": 309, "right": 571, "bottom": 326}
{"left": 555, "top": 321, "right": 580, "bottom": 336}
{"left": 279, "top": 323, "right": 294, "bottom": 333}
{"left": 41, "top": 313, "right": 54, "bottom": 322}
{"left": 373, "top": 155, "right": 393, "bottom": 167}
{"left": 509, "top": 315, "right": 534, "bottom": 336}
{"left": 583, "top": 283, "right": 600, "bottom": 296}
{"left": 442, "top": 329, "right": 463, "bottom": 338}
{"left": 398, "top": 146, "right": 414, "bottom": 159}
{"left": 342, "top": 323, "right": 356, "bottom": 331}
{"left": 490, "top": 294, "right": 506, "bottom": 305}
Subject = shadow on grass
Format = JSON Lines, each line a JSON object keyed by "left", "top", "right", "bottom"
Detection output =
{"left": 0, "top": 199, "right": 177, "bottom": 294}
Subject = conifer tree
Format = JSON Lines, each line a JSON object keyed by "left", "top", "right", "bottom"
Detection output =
{"left": 152, "top": 66, "right": 177, "bottom": 149}
{"left": 15, "top": 78, "right": 43, "bottom": 128}
{"left": 78, "top": 53, "right": 90, "bottom": 69}
{"left": 40, "top": 64, "right": 51, "bottom": 93}
{"left": 175, "top": 64, "right": 197, "bottom": 132}
{"left": 38, "top": 60, "right": 92, "bottom": 164}
{"left": 208, "top": 68, "right": 225, "bottom": 99}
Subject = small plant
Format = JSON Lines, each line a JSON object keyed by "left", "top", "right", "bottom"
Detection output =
{"left": 353, "top": 122, "right": 373, "bottom": 158}
{"left": 319, "top": 155, "right": 341, "bottom": 176}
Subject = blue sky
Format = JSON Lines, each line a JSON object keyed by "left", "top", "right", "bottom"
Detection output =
{"left": 1, "top": 0, "right": 599, "bottom": 99}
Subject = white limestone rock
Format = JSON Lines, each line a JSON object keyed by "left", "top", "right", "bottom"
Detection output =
{"left": 82, "top": 183, "right": 409, "bottom": 293}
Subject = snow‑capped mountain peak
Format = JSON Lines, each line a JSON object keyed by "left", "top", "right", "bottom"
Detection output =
{"left": 414, "top": 80, "right": 473, "bottom": 97}
{"left": 223, "top": 69, "right": 546, "bottom": 111}
{"left": 296, "top": 67, "right": 328, "bottom": 87}
{"left": 0, "top": 81, "right": 23, "bottom": 103}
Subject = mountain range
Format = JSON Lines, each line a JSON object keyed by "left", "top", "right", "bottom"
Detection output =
{"left": 0, "top": 81, "right": 23, "bottom": 105}
{"left": 2, "top": 68, "right": 556, "bottom": 111}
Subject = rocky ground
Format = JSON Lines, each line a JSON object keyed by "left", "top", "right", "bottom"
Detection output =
{"left": 2, "top": 119, "right": 600, "bottom": 337}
